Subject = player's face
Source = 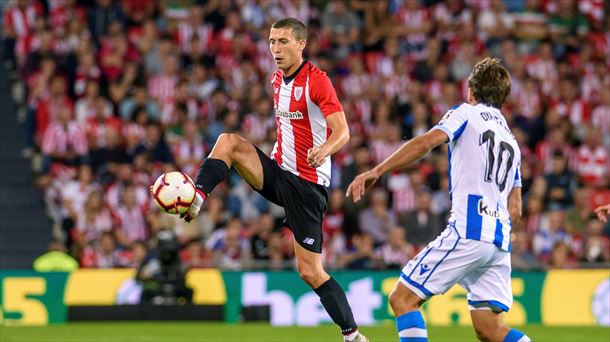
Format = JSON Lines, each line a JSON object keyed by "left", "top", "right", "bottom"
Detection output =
{"left": 269, "top": 27, "right": 305, "bottom": 73}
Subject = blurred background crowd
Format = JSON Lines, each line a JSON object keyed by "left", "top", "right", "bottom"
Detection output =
{"left": 2, "top": 0, "right": 609, "bottom": 272}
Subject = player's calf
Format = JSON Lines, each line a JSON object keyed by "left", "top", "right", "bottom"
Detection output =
{"left": 389, "top": 283, "right": 428, "bottom": 342}
{"left": 471, "top": 310, "right": 530, "bottom": 342}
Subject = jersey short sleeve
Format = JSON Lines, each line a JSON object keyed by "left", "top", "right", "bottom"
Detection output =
{"left": 432, "top": 104, "right": 469, "bottom": 143}
{"left": 309, "top": 72, "right": 343, "bottom": 117}
{"left": 513, "top": 161, "right": 522, "bottom": 188}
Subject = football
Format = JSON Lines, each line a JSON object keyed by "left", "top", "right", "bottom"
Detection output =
{"left": 150, "top": 171, "right": 196, "bottom": 215}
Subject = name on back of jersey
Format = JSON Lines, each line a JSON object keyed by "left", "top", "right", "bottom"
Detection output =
{"left": 480, "top": 111, "right": 514, "bottom": 138}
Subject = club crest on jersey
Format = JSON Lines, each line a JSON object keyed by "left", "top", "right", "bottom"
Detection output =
{"left": 293, "top": 86, "right": 303, "bottom": 101}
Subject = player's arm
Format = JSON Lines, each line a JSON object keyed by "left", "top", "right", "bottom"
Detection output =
{"left": 508, "top": 187, "right": 522, "bottom": 226}
{"left": 346, "top": 129, "right": 448, "bottom": 202}
{"left": 307, "top": 111, "right": 349, "bottom": 168}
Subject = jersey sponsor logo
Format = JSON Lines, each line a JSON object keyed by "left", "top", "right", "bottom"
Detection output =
{"left": 293, "top": 86, "right": 303, "bottom": 101}
{"left": 275, "top": 108, "right": 304, "bottom": 120}
{"left": 438, "top": 110, "right": 453, "bottom": 124}
{"left": 477, "top": 199, "right": 500, "bottom": 219}
{"left": 477, "top": 198, "right": 511, "bottom": 225}
{"left": 303, "top": 237, "right": 315, "bottom": 245}
{"left": 419, "top": 264, "right": 430, "bottom": 275}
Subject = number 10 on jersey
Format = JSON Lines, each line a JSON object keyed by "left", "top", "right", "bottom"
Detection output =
{"left": 479, "top": 129, "right": 515, "bottom": 192}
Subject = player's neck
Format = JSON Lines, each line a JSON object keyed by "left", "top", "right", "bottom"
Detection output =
{"left": 283, "top": 58, "right": 305, "bottom": 78}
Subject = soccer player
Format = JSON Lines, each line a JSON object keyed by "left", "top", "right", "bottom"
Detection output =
{"left": 347, "top": 58, "right": 531, "bottom": 342}
{"left": 183, "top": 18, "right": 368, "bottom": 342}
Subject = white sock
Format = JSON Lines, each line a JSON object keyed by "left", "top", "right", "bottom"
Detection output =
{"left": 344, "top": 330, "right": 359, "bottom": 341}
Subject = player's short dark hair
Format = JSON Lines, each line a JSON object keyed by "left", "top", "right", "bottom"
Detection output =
{"left": 468, "top": 57, "right": 511, "bottom": 109}
{"left": 271, "top": 17, "right": 307, "bottom": 40}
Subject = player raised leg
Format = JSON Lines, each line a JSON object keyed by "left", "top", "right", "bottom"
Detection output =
{"left": 181, "top": 133, "right": 264, "bottom": 222}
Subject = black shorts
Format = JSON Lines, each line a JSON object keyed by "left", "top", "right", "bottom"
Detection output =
{"left": 254, "top": 147, "right": 328, "bottom": 253}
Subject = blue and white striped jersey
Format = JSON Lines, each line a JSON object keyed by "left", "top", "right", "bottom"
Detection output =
{"left": 432, "top": 103, "right": 522, "bottom": 251}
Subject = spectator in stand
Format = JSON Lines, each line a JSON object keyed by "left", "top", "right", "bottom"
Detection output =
{"left": 338, "top": 232, "right": 380, "bottom": 270}
{"left": 548, "top": 240, "right": 577, "bottom": 269}
{"left": 119, "top": 85, "right": 160, "bottom": 122}
{"left": 114, "top": 185, "right": 149, "bottom": 246}
{"left": 477, "top": 0, "right": 513, "bottom": 49}
{"left": 548, "top": 0, "right": 589, "bottom": 58}
{"left": 358, "top": 188, "right": 396, "bottom": 246}
{"left": 591, "top": 84, "right": 610, "bottom": 147}
{"left": 148, "top": 55, "right": 179, "bottom": 124}
{"left": 41, "top": 102, "right": 88, "bottom": 173}
{"left": 180, "top": 239, "right": 210, "bottom": 268}
{"left": 533, "top": 209, "right": 572, "bottom": 264}
{"left": 321, "top": 0, "right": 361, "bottom": 59}
{"left": 81, "top": 231, "right": 126, "bottom": 268}
{"left": 375, "top": 226, "right": 414, "bottom": 270}
{"left": 510, "top": 229, "right": 539, "bottom": 270}
{"left": 36, "top": 75, "right": 74, "bottom": 145}
{"left": 581, "top": 218, "right": 610, "bottom": 263}
{"left": 361, "top": 0, "right": 393, "bottom": 51}
{"left": 250, "top": 213, "right": 276, "bottom": 263}
{"left": 400, "top": 189, "right": 444, "bottom": 249}
{"left": 131, "top": 121, "right": 173, "bottom": 165}
{"left": 535, "top": 151, "right": 576, "bottom": 210}
{"left": 87, "top": 0, "right": 125, "bottom": 43}
{"left": 172, "top": 118, "right": 206, "bottom": 165}
{"left": 73, "top": 190, "right": 113, "bottom": 250}
{"left": 62, "top": 164, "right": 100, "bottom": 245}
{"left": 565, "top": 187, "right": 593, "bottom": 235}
{"left": 206, "top": 217, "right": 251, "bottom": 270}
{"left": 105, "top": 162, "right": 149, "bottom": 212}
{"left": 33, "top": 240, "right": 79, "bottom": 272}
{"left": 74, "top": 80, "right": 112, "bottom": 123}
{"left": 242, "top": 98, "right": 275, "bottom": 146}
{"left": 511, "top": 0, "right": 548, "bottom": 53}
{"left": 573, "top": 127, "right": 609, "bottom": 187}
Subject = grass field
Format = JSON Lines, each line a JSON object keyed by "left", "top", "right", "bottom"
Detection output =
{"left": 1, "top": 322, "right": 609, "bottom": 342}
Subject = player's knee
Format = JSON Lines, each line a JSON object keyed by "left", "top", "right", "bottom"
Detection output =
{"left": 388, "top": 288, "right": 417, "bottom": 314}
{"left": 298, "top": 268, "right": 316, "bottom": 286}
{"left": 218, "top": 133, "right": 249, "bottom": 155}
{"left": 297, "top": 266, "right": 325, "bottom": 287}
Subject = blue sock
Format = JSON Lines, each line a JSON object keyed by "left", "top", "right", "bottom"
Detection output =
{"left": 503, "top": 328, "right": 531, "bottom": 342}
{"left": 396, "top": 311, "right": 427, "bottom": 342}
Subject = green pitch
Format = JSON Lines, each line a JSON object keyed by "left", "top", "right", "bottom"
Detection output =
{"left": 1, "top": 322, "right": 608, "bottom": 341}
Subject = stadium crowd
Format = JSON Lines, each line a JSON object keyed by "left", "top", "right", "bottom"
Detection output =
{"left": 3, "top": 0, "right": 609, "bottom": 271}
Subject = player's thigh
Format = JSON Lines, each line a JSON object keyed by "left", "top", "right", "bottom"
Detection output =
{"left": 293, "top": 240, "right": 329, "bottom": 285}
{"left": 461, "top": 249, "right": 513, "bottom": 313}
{"left": 280, "top": 176, "right": 327, "bottom": 253}
{"left": 400, "top": 229, "right": 494, "bottom": 300}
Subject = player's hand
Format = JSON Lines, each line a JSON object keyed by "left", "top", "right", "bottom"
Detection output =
{"left": 307, "top": 145, "right": 329, "bottom": 168}
{"left": 346, "top": 169, "right": 380, "bottom": 203}
{"left": 594, "top": 204, "right": 610, "bottom": 223}
{"left": 180, "top": 190, "right": 206, "bottom": 223}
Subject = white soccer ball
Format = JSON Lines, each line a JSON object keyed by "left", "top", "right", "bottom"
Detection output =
{"left": 150, "top": 171, "right": 196, "bottom": 215}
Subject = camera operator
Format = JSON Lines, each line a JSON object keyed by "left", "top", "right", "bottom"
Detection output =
{"left": 137, "top": 229, "right": 193, "bottom": 305}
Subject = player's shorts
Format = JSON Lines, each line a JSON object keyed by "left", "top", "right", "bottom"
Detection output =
{"left": 399, "top": 224, "right": 513, "bottom": 313}
{"left": 253, "top": 146, "right": 328, "bottom": 253}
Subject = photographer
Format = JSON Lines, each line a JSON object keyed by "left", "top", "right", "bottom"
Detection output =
{"left": 137, "top": 229, "right": 193, "bottom": 305}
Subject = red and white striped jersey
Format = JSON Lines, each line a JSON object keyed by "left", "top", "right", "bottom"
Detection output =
{"left": 270, "top": 61, "right": 343, "bottom": 186}
{"left": 42, "top": 121, "right": 88, "bottom": 156}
